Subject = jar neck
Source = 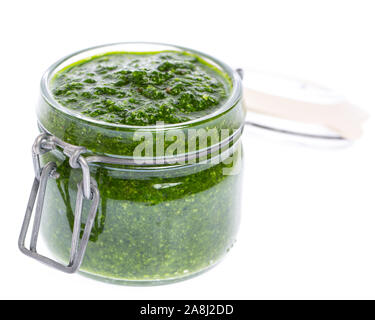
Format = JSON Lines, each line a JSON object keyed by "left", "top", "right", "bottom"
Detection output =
{"left": 38, "top": 120, "right": 244, "bottom": 168}
{"left": 37, "top": 94, "right": 245, "bottom": 158}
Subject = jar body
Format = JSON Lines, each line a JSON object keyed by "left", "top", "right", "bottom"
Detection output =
{"left": 40, "top": 144, "right": 243, "bottom": 284}
{"left": 34, "top": 42, "right": 245, "bottom": 284}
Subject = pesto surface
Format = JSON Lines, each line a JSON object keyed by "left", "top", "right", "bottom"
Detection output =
{"left": 51, "top": 51, "right": 230, "bottom": 126}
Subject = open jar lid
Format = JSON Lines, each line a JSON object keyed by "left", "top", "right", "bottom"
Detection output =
{"left": 240, "top": 69, "right": 368, "bottom": 147}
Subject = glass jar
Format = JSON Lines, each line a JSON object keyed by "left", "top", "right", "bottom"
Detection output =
{"left": 20, "top": 42, "right": 245, "bottom": 285}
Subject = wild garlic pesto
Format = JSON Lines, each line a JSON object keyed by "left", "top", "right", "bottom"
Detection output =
{"left": 35, "top": 43, "right": 244, "bottom": 284}
{"left": 40, "top": 149, "right": 242, "bottom": 283}
{"left": 51, "top": 51, "right": 231, "bottom": 126}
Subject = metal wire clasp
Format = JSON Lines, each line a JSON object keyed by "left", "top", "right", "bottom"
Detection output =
{"left": 32, "top": 133, "right": 91, "bottom": 199}
{"left": 18, "top": 133, "right": 100, "bottom": 273}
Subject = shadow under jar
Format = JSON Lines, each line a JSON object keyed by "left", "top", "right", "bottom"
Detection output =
{"left": 26, "top": 42, "right": 245, "bottom": 285}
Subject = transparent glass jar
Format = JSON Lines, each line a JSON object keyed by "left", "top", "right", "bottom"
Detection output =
{"left": 23, "top": 43, "right": 245, "bottom": 285}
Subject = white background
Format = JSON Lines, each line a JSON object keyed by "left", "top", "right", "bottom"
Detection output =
{"left": 1, "top": 0, "right": 375, "bottom": 299}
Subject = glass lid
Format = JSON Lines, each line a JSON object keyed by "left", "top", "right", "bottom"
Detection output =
{"left": 240, "top": 69, "right": 367, "bottom": 148}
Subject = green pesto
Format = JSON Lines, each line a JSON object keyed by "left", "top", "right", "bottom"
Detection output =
{"left": 51, "top": 51, "right": 231, "bottom": 126}
{"left": 40, "top": 148, "right": 242, "bottom": 283}
{"left": 38, "top": 49, "right": 244, "bottom": 284}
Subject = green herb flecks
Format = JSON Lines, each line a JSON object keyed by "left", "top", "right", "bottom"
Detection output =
{"left": 51, "top": 51, "right": 231, "bottom": 126}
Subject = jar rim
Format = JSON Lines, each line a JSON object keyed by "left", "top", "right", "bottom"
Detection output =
{"left": 40, "top": 42, "right": 242, "bottom": 131}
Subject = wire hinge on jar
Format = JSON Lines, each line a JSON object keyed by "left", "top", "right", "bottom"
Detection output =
{"left": 18, "top": 133, "right": 100, "bottom": 273}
